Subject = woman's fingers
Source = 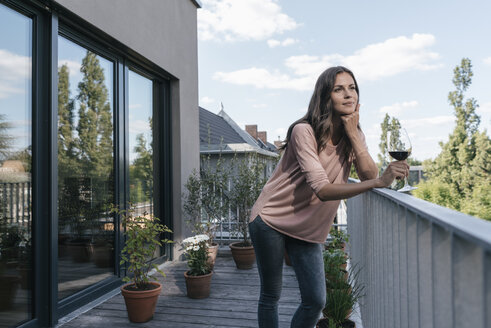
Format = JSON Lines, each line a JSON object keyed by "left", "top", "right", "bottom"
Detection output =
{"left": 380, "top": 161, "right": 409, "bottom": 186}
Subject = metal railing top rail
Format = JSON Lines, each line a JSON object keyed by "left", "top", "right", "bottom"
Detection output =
{"left": 348, "top": 177, "right": 491, "bottom": 251}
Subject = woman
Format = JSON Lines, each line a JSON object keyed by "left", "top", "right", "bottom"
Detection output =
{"left": 248, "top": 66, "right": 408, "bottom": 328}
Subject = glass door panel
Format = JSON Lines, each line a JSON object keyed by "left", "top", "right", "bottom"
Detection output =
{"left": 0, "top": 4, "right": 33, "bottom": 326}
{"left": 57, "top": 36, "right": 115, "bottom": 300}
{"left": 128, "top": 70, "right": 154, "bottom": 216}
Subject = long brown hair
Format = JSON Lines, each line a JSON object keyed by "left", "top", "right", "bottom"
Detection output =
{"left": 281, "top": 66, "right": 360, "bottom": 156}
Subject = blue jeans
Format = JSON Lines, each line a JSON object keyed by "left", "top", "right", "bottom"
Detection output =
{"left": 249, "top": 216, "right": 326, "bottom": 328}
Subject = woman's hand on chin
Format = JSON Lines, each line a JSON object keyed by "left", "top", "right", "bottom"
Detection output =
{"left": 341, "top": 103, "right": 360, "bottom": 138}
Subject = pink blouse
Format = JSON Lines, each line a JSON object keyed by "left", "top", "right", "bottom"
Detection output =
{"left": 249, "top": 123, "right": 367, "bottom": 244}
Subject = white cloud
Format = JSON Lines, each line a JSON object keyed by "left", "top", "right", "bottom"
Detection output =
{"left": 200, "top": 96, "right": 215, "bottom": 105}
{"left": 401, "top": 115, "right": 454, "bottom": 129}
{"left": 129, "top": 104, "right": 142, "bottom": 109}
{"left": 129, "top": 119, "right": 151, "bottom": 134}
{"left": 267, "top": 37, "right": 298, "bottom": 48}
{"left": 379, "top": 100, "right": 419, "bottom": 116}
{"left": 252, "top": 103, "right": 267, "bottom": 109}
{"left": 484, "top": 57, "right": 491, "bottom": 66}
{"left": 213, "top": 67, "right": 312, "bottom": 90}
{"left": 214, "top": 33, "right": 442, "bottom": 90}
{"left": 0, "top": 49, "right": 31, "bottom": 99}
{"left": 198, "top": 0, "right": 299, "bottom": 42}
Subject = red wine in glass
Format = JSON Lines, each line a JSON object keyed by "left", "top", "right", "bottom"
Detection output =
{"left": 389, "top": 151, "right": 410, "bottom": 161}
{"left": 387, "top": 127, "right": 417, "bottom": 192}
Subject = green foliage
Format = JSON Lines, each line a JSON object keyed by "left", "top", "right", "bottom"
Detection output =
{"left": 327, "top": 227, "right": 349, "bottom": 250}
{"left": 413, "top": 180, "right": 461, "bottom": 210}
{"left": 182, "top": 155, "right": 230, "bottom": 243}
{"left": 229, "top": 154, "right": 267, "bottom": 246}
{"left": 182, "top": 234, "right": 211, "bottom": 276}
{"left": 377, "top": 114, "right": 403, "bottom": 168}
{"left": 200, "top": 155, "right": 230, "bottom": 242}
{"left": 113, "top": 205, "right": 173, "bottom": 289}
{"left": 130, "top": 127, "right": 153, "bottom": 204}
{"left": 415, "top": 58, "right": 491, "bottom": 221}
{"left": 76, "top": 51, "right": 113, "bottom": 179}
{"left": 0, "top": 114, "right": 13, "bottom": 161}
{"left": 322, "top": 228, "right": 364, "bottom": 325}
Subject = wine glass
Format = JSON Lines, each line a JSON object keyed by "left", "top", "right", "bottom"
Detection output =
{"left": 387, "top": 127, "right": 417, "bottom": 192}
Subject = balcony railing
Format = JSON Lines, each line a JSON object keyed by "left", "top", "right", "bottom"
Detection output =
{"left": 346, "top": 182, "right": 491, "bottom": 328}
{"left": 0, "top": 181, "right": 32, "bottom": 230}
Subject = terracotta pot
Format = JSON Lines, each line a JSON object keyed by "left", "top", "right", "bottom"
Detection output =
{"left": 92, "top": 244, "right": 114, "bottom": 268}
{"left": 284, "top": 249, "right": 292, "bottom": 266}
{"left": 184, "top": 271, "right": 213, "bottom": 299}
{"left": 229, "top": 242, "right": 255, "bottom": 269}
{"left": 17, "top": 266, "right": 31, "bottom": 289}
{"left": 121, "top": 282, "right": 162, "bottom": 323}
{"left": 0, "top": 275, "right": 20, "bottom": 310}
{"left": 207, "top": 242, "right": 219, "bottom": 270}
{"left": 67, "top": 240, "right": 94, "bottom": 263}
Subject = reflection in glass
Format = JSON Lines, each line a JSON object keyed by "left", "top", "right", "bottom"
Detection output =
{"left": 129, "top": 71, "right": 153, "bottom": 216}
{"left": 0, "top": 4, "right": 33, "bottom": 326}
{"left": 57, "top": 36, "right": 115, "bottom": 300}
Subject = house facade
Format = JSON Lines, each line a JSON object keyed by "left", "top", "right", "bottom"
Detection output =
{"left": 0, "top": 0, "right": 200, "bottom": 326}
{"left": 199, "top": 106, "right": 279, "bottom": 178}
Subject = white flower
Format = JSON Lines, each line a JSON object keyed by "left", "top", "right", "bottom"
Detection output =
{"left": 193, "top": 245, "right": 200, "bottom": 251}
{"left": 186, "top": 246, "right": 193, "bottom": 251}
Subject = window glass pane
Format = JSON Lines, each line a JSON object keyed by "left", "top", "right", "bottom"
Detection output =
{"left": 128, "top": 71, "right": 153, "bottom": 216}
{"left": 0, "top": 4, "right": 33, "bottom": 325}
{"left": 57, "top": 36, "right": 115, "bottom": 300}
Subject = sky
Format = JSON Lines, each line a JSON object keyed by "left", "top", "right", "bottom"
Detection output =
{"left": 197, "top": 0, "right": 491, "bottom": 161}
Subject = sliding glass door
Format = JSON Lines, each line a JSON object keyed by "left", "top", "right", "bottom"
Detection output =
{"left": 0, "top": 3, "right": 33, "bottom": 327}
{"left": 57, "top": 36, "right": 115, "bottom": 300}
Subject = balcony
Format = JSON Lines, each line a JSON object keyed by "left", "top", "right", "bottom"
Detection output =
{"left": 54, "top": 183, "right": 491, "bottom": 327}
{"left": 347, "top": 184, "right": 491, "bottom": 328}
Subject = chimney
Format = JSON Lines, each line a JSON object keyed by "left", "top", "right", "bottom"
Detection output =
{"left": 245, "top": 125, "right": 258, "bottom": 140}
{"left": 257, "top": 131, "right": 267, "bottom": 144}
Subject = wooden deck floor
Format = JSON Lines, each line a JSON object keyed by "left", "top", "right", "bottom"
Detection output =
{"left": 60, "top": 250, "right": 301, "bottom": 328}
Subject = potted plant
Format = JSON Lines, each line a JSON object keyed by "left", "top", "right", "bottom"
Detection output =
{"left": 114, "top": 205, "right": 173, "bottom": 323}
{"left": 16, "top": 227, "right": 31, "bottom": 289}
{"left": 228, "top": 154, "right": 267, "bottom": 269}
{"left": 318, "top": 229, "right": 364, "bottom": 328}
{"left": 182, "top": 234, "right": 213, "bottom": 299}
{"left": 0, "top": 221, "right": 22, "bottom": 310}
{"left": 183, "top": 156, "right": 229, "bottom": 269}
{"left": 318, "top": 264, "right": 364, "bottom": 328}
{"left": 326, "top": 227, "right": 349, "bottom": 252}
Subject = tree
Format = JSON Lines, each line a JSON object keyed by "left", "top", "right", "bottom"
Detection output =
{"left": 377, "top": 113, "right": 391, "bottom": 169}
{"left": 414, "top": 58, "right": 490, "bottom": 220}
{"left": 58, "top": 64, "right": 78, "bottom": 175}
{"left": 130, "top": 130, "right": 153, "bottom": 203}
{"left": 0, "top": 114, "right": 13, "bottom": 162}
{"left": 76, "top": 51, "right": 113, "bottom": 180}
{"left": 377, "top": 114, "right": 403, "bottom": 169}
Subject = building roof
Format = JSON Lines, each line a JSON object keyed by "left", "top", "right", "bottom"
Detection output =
{"left": 199, "top": 106, "right": 278, "bottom": 157}
{"left": 199, "top": 107, "right": 244, "bottom": 145}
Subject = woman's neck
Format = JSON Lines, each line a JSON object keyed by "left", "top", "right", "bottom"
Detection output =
{"left": 329, "top": 114, "right": 344, "bottom": 146}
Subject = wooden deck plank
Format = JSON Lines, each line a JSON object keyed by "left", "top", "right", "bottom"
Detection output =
{"left": 60, "top": 252, "right": 301, "bottom": 328}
